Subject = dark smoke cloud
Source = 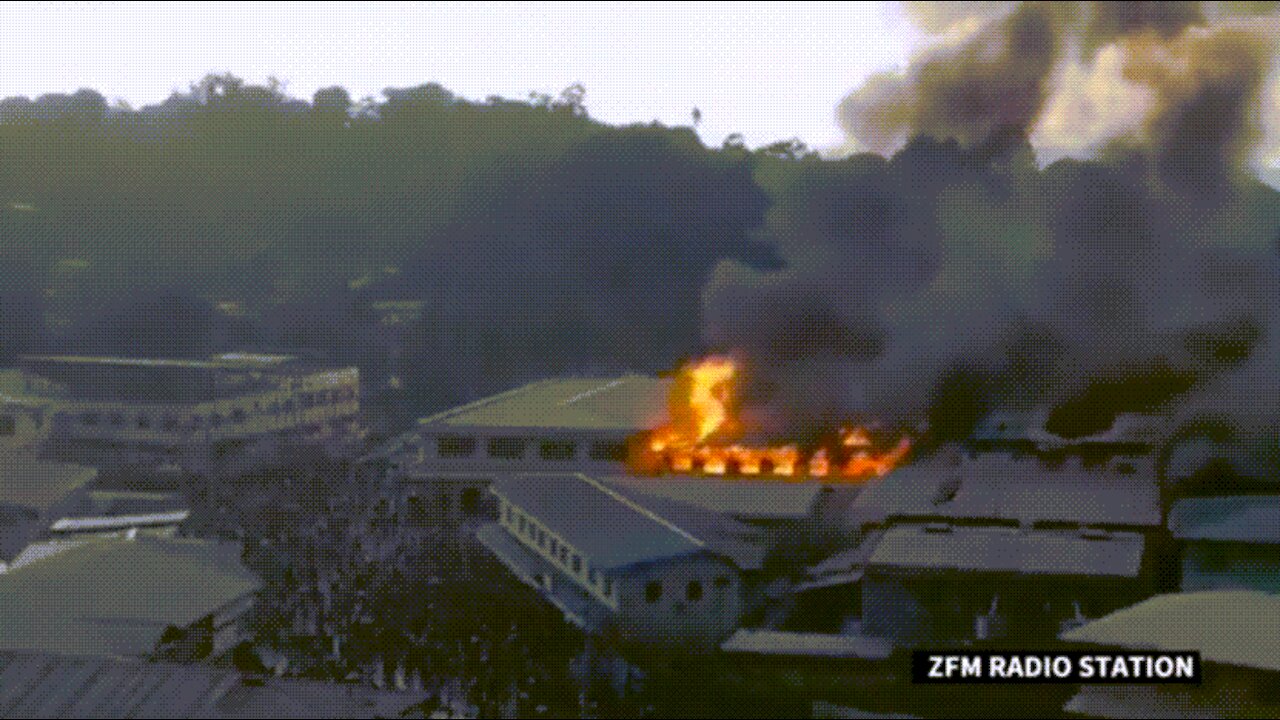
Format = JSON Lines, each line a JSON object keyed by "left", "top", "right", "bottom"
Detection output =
{"left": 839, "top": 3, "right": 1064, "bottom": 155}
{"left": 708, "top": 2, "right": 1280, "bottom": 443}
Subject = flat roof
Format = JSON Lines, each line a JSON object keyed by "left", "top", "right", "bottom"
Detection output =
{"left": 418, "top": 375, "right": 669, "bottom": 431}
{"left": 1168, "top": 496, "right": 1280, "bottom": 544}
{"left": 720, "top": 628, "right": 893, "bottom": 660}
{"left": 1060, "top": 591, "right": 1280, "bottom": 672}
{"left": 20, "top": 353, "right": 297, "bottom": 370}
{"left": 849, "top": 453, "right": 1161, "bottom": 527}
{"left": 491, "top": 474, "right": 705, "bottom": 570}
{"left": 0, "top": 453, "right": 97, "bottom": 516}
{"left": 1164, "top": 437, "right": 1280, "bottom": 483}
{"left": 0, "top": 537, "right": 262, "bottom": 657}
{"left": 868, "top": 524, "right": 1146, "bottom": 577}
{"left": 603, "top": 476, "right": 825, "bottom": 521}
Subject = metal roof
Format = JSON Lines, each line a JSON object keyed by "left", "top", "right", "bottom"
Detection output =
{"left": 0, "top": 453, "right": 97, "bottom": 516}
{"left": 0, "top": 537, "right": 262, "bottom": 657}
{"left": 1168, "top": 495, "right": 1280, "bottom": 544}
{"left": 418, "top": 375, "right": 669, "bottom": 431}
{"left": 867, "top": 524, "right": 1146, "bottom": 577}
{"left": 849, "top": 453, "right": 1161, "bottom": 528}
{"left": 1060, "top": 591, "right": 1280, "bottom": 672}
{"left": 1164, "top": 437, "right": 1280, "bottom": 483}
{"left": 720, "top": 628, "right": 893, "bottom": 660}
{"left": 0, "top": 650, "right": 424, "bottom": 718}
{"left": 490, "top": 474, "right": 705, "bottom": 570}
{"left": 604, "top": 476, "right": 825, "bottom": 521}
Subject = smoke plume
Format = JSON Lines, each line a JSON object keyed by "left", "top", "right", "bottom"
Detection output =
{"left": 704, "top": 1, "right": 1280, "bottom": 443}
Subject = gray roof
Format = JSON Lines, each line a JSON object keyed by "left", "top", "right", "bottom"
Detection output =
{"left": 849, "top": 453, "right": 1160, "bottom": 528}
{"left": 867, "top": 524, "right": 1146, "bottom": 577}
{"left": 1168, "top": 496, "right": 1280, "bottom": 544}
{"left": 490, "top": 474, "right": 705, "bottom": 570}
{"left": 605, "top": 484, "right": 770, "bottom": 571}
{"left": 418, "top": 375, "right": 669, "bottom": 431}
{"left": 0, "top": 537, "right": 262, "bottom": 657}
{"left": 0, "top": 453, "right": 96, "bottom": 517}
{"left": 604, "top": 476, "right": 824, "bottom": 521}
{"left": 1060, "top": 591, "right": 1280, "bottom": 672}
{"left": 970, "top": 411, "right": 1166, "bottom": 447}
{"left": 0, "top": 650, "right": 424, "bottom": 718}
{"left": 1063, "top": 685, "right": 1251, "bottom": 719}
{"left": 720, "top": 628, "right": 893, "bottom": 660}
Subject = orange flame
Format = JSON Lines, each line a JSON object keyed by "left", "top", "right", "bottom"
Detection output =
{"left": 633, "top": 356, "right": 912, "bottom": 482}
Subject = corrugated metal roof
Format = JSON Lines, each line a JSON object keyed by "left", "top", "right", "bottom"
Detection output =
{"left": 604, "top": 484, "right": 770, "bottom": 571}
{"left": 720, "top": 628, "right": 893, "bottom": 660}
{"left": 867, "top": 524, "right": 1146, "bottom": 577}
{"left": 1168, "top": 496, "right": 1280, "bottom": 544}
{"left": 604, "top": 476, "right": 824, "bottom": 521}
{"left": 0, "top": 537, "right": 262, "bottom": 657}
{"left": 0, "top": 452, "right": 96, "bottom": 516}
{"left": 849, "top": 453, "right": 1160, "bottom": 527}
{"left": 1060, "top": 591, "right": 1280, "bottom": 672}
{"left": 418, "top": 375, "right": 669, "bottom": 431}
{"left": 490, "top": 474, "right": 705, "bottom": 570}
{"left": 1164, "top": 437, "right": 1280, "bottom": 483}
{"left": 0, "top": 650, "right": 424, "bottom": 718}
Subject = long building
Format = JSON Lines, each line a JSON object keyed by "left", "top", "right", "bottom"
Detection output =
{"left": 8, "top": 353, "right": 361, "bottom": 471}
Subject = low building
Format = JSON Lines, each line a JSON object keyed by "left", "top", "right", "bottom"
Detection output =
{"left": 1060, "top": 591, "right": 1280, "bottom": 718}
{"left": 846, "top": 452, "right": 1162, "bottom": 647}
{"left": 0, "top": 650, "right": 426, "bottom": 718}
{"left": 0, "top": 453, "right": 97, "bottom": 566}
{"left": 477, "top": 473, "right": 766, "bottom": 651}
{"left": 12, "top": 353, "right": 361, "bottom": 472}
{"left": 0, "top": 536, "right": 262, "bottom": 659}
{"left": 361, "top": 375, "right": 669, "bottom": 526}
{"left": 1168, "top": 495, "right": 1280, "bottom": 592}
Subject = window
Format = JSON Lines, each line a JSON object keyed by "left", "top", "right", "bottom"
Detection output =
{"left": 572, "top": 555, "right": 582, "bottom": 574}
{"left": 437, "top": 436, "right": 477, "bottom": 458}
{"left": 109, "top": 413, "right": 124, "bottom": 427}
{"left": 604, "top": 578, "right": 613, "bottom": 597}
{"left": 461, "top": 488, "right": 482, "bottom": 516}
{"left": 488, "top": 437, "right": 527, "bottom": 459}
{"left": 504, "top": 506, "right": 513, "bottom": 525}
{"left": 80, "top": 412, "right": 99, "bottom": 426}
{"left": 588, "top": 441, "right": 628, "bottom": 462}
{"left": 539, "top": 440, "right": 577, "bottom": 461}
{"left": 269, "top": 402, "right": 281, "bottom": 415}
{"left": 550, "top": 538, "right": 559, "bottom": 555}
{"left": 645, "top": 581, "right": 662, "bottom": 604}
{"left": 518, "top": 516, "right": 527, "bottom": 534}
{"left": 136, "top": 414, "right": 151, "bottom": 430}
{"left": 210, "top": 413, "right": 224, "bottom": 427}
{"left": 537, "top": 528, "right": 547, "bottom": 548}
{"left": 0, "top": 415, "right": 14, "bottom": 436}
{"left": 283, "top": 400, "right": 295, "bottom": 413}
{"left": 686, "top": 581, "right": 703, "bottom": 602}
{"left": 231, "top": 408, "right": 246, "bottom": 423}
{"left": 162, "top": 414, "right": 179, "bottom": 431}
{"left": 559, "top": 546, "right": 569, "bottom": 563}
{"left": 301, "top": 393, "right": 315, "bottom": 409}
{"left": 589, "top": 569, "right": 599, "bottom": 587}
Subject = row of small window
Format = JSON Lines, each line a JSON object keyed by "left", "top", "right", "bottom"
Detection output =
{"left": 437, "top": 435, "right": 627, "bottom": 462}
{"left": 72, "top": 386, "right": 358, "bottom": 430}
{"left": 505, "top": 505, "right": 614, "bottom": 597}
{"left": 643, "top": 575, "right": 731, "bottom": 604}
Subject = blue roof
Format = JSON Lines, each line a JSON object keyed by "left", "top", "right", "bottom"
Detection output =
{"left": 1168, "top": 495, "right": 1280, "bottom": 544}
{"left": 490, "top": 474, "right": 705, "bottom": 570}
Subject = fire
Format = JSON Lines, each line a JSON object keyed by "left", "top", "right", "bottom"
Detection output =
{"left": 633, "top": 356, "right": 912, "bottom": 482}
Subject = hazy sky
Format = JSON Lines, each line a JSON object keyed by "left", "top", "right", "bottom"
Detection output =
{"left": 2, "top": 1, "right": 920, "bottom": 151}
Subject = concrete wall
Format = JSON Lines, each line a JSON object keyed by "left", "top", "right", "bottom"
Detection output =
{"left": 615, "top": 554, "right": 742, "bottom": 651}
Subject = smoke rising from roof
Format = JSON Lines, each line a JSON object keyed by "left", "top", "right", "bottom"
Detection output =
{"left": 704, "top": 1, "right": 1280, "bottom": 443}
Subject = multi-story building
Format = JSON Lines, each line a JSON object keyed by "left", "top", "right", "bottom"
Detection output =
{"left": 10, "top": 353, "right": 361, "bottom": 472}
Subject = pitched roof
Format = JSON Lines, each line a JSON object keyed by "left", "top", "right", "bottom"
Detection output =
{"left": 1164, "top": 437, "right": 1280, "bottom": 483}
{"left": 1168, "top": 495, "right": 1280, "bottom": 544}
{"left": 1060, "top": 591, "right": 1280, "bottom": 672}
{"left": 0, "top": 453, "right": 96, "bottom": 516}
{"left": 417, "top": 375, "right": 669, "bottom": 431}
{"left": 0, "top": 537, "right": 262, "bottom": 657}
{"left": 0, "top": 650, "right": 424, "bottom": 718}
{"left": 491, "top": 474, "right": 704, "bottom": 570}
{"left": 604, "top": 476, "right": 825, "bottom": 521}
{"left": 867, "top": 524, "right": 1146, "bottom": 577}
{"left": 849, "top": 453, "right": 1160, "bottom": 528}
